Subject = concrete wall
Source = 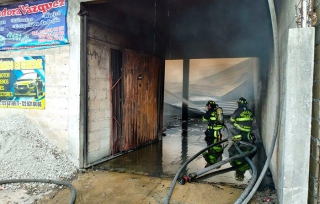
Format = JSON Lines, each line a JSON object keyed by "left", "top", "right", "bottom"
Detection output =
{"left": 280, "top": 28, "right": 314, "bottom": 204}
{"left": 0, "top": 47, "right": 71, "bottom": 151}
{"left": 0, "top": 0, "right": 94, "bottom": 168}
{"left": 262, "top": 1, "right": 316, "bottom": 203}
{"left": 67, "top": 0, "right": 89, "bottom": 168}
{"left": 86, "top": 22, "right": 115, "bottom": 164}
{"left": 261, "top": 0, "right": 296, "bottom": 186}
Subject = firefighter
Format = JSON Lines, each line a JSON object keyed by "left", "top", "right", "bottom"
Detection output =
{"left": 228, "top": 97, "right": 255, "bottom": 181}
{"left": 229, "top": 97, "right": 254, "bottom": 139}
{"left": 202, "top": 100, "right": 224, "bottom": 167}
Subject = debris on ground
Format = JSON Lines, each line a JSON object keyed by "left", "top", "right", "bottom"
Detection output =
{"left": 0, "top": 115, "right": 78, "bottom": 203}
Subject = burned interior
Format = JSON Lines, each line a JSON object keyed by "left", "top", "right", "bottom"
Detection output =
{"left": 80, "top": 0, "right": 273, "bottom": 163}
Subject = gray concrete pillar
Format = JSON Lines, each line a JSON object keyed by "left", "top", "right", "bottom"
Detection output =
{"left": 278, "top": 28, "right": 314, "bottom": 203}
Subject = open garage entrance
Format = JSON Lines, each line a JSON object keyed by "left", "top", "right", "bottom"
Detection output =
{"left": 79, "top": 0, "right": 277, "bottom": 193}
{"left": 80, "top": 0, "right": 272, "bottom": 168}
{"left": 77, "top": 0, "right": 283, "bottom": 196}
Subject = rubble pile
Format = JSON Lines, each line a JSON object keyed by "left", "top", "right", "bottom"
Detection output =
{"left": 0, "top": 115, "right": 77, "bottom": 190}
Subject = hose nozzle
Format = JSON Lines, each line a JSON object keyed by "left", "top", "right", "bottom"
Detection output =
{"left": 178, "top": 174, "right": 192, "bottom": 185}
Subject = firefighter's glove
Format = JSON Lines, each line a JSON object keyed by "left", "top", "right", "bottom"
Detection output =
{"left": 232, "top": 135, "right": 242, "bottom": 142}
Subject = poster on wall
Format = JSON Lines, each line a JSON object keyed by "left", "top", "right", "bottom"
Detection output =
{"left": 0, "top": 56, "right": 45, "bottom": 109}
{"left": 0, "top": 0, "right": 68, "bottom": 51}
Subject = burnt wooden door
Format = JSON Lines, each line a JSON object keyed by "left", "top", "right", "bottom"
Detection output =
{"left": 121, "top": 49, "right": 162, "bottom": 151}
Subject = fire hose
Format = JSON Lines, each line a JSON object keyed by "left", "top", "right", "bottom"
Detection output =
{"left": 0, "top": 179, "right": 76, "bottom": 204}
{"left": 164, "top": 139, "right": 257, "bottom": 204}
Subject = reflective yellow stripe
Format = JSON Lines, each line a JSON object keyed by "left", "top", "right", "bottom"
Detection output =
{"left": 232, "top": 135, "right": 242, "bottom": 142}
{"left": 212, "top": 146, "right": 223, "bottom": 152}
{"left": 235, "top": 160, "right": 242, "bottom": 165}
{"left": 202, "top": 116, "right": 208, "bottom": 122}
{"left": 234, "top": 124, "right": 251, "bottom": 132}
{"left": 236, "top": 118, "right": 253, "bottom": 122}
{"left": 210, "top": 116, "right": 217, "bottom": 120}
{"left": 247, "top": 133, "right": 251, "bottom": 141}
{"left": 238, "top": 164, "right": 250, "bottom": 172}
{"left": 207, "top": 125, "right": 223, "bottom": 130}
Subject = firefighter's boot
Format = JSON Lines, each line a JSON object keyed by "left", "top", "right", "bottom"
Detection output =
{"left": 202, "top": 151, "right": 214, "bottom": 167}
{"left": 235, "top": 169, "right": 245, "bottom": 181}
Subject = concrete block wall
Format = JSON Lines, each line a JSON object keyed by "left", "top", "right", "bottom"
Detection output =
{"left": 0, "top": 47, "right": 71, "bottom": 153}
{"left": 86, "top": 38, "right": 112, "bottom": 164}
{"left": 0, "top": 0, "right": 94, "bottom": 168}
{"left": 84, "top": 18, "right": 128, "bottom": 165}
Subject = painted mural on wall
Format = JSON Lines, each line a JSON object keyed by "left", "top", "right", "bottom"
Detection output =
{"left": 0, "top": 56, "right": 45, "bottom": 109}
{"left": 0, "top": 0, "right": 68, "bottom": 50}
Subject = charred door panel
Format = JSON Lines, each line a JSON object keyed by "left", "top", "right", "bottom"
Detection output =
{"left": 122, "top": 49, "right": 161, "bottom": 151}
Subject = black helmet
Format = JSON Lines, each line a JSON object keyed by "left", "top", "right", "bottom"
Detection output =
{"left": 206, "top": 100, "right": 217, "bottom": 109}
{"left": 237, "top": 97, "right": 248, "bottom": 107}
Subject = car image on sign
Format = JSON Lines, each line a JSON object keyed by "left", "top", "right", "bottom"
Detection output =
{"left": 14, "top": 72, "right": 43, "bottom": 99}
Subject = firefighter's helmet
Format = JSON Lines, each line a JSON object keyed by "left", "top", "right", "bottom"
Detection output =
{"left": 206, "top": 100, "right": 216, "bottom": 109}
{"left": 237, "top": 97, "right": 248, "bottom": 107}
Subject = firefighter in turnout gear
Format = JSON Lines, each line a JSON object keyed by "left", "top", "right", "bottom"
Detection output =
{"left": 228, "top": 97, "right": 255, "bottom": 181}
{"left": 202, "top": 100, "right": 224, "bottom": 167}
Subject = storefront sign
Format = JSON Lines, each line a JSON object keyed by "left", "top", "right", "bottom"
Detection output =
{"left": 0, "top": 0, "right": 68, "bottom": 50}
{"left": 0, "top": 56, "right": 45, "bottom": 109}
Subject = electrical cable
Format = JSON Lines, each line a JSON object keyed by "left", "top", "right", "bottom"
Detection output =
{"left": 0, "top": 179, "right": 76, "bottom": 204}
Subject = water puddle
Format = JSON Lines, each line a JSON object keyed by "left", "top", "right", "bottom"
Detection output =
{"left": 95, "top": 116, "right": 272, "bottom": 187}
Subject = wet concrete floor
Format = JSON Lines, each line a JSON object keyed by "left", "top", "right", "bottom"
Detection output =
{"left": 96, "top": 115, "right": 274, "bottom": 190}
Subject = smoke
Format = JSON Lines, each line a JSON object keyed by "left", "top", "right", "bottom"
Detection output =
{"left": 167, "top": 0, "right": 273, "bottom": 60}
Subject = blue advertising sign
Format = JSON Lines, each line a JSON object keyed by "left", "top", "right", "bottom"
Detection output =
{"left": 0, "top": 56, "right": 46, "bottom": 109}
{"left": 0, "top": 0, "right": 68, "bottom": 50}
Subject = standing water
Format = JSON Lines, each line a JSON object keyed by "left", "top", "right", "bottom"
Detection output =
{"left": 96, "top": 91, "right": 274, "bottom": 189}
